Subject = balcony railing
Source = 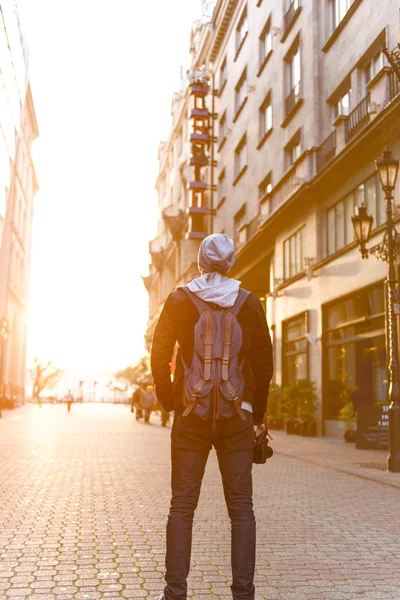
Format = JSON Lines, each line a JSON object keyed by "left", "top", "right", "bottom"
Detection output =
{"left": 388, "top": 69, "right": 400, "bottom": 104}
{"left": 345, "top": 94, "right": 370, "bottom": 143}
{"left": 285, "top": 82, "right": 301, "bottom": 117}
{"left": 316, "top": 130, "right": 336, "bottom": 173}
{"left": 284, "top": 0, "right": 300, "bottom": 37}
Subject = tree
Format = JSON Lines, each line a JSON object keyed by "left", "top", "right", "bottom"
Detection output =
{"left": 115, "top": 355, "right": 150, "bottom": 386}
{"left": 30, "top": 358, "right": 63, "bottom": 407}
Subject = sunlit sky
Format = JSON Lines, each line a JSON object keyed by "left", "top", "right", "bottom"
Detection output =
{"left": 18, "top": 0, "right": 201, "bottom": 378}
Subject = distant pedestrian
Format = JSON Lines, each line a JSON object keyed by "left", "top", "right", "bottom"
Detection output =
{"left": 66, "top": 390, "right": 74, "bottom": 413}
{"left": 151, "top": 234, "right": 273, "bottom": 600}
{"left": 141, "top": 385, "right": 156, "bottom": 424}
{"left": 131, "top": 386, "right": 144, "bottom": 420}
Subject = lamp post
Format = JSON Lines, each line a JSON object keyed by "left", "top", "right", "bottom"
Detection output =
{"left": 0, "top": 316, "right": 10, "bottom": 418}
{"left": 352, "top": 148, "right": 400, "bottom": 472}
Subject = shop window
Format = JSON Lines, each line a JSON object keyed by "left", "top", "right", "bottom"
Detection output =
{"left": 282, "top": 312, "right": 308, "bottom": 386}
{"left": 323, "top": 283, "right": 386, "bottom": 419}
{"left": 283, "top": 226, "right": 304, "bottom": 280}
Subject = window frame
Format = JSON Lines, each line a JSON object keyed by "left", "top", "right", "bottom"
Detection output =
{"left": 234, "top": 67, "right": 248, "bottom": 121}
{"left": 218, "top": 110, "right": 227, "bottom": 150}
{"left": 234, "top": 134, "right": 248, "bottom": 184}
{"left": 219, "top": 56, "right": 228, "bottom": 96}
{"left": 235, "top": 6, "right": 249, "bottom": 59}
{"left": 282, "top": 310, "right": 309, "bottom": 387}
{"left": 258, "top": 16, "right": 272, "bottom": 76}
{"left": 283, "top": 226, "right": 305, "bottom": 280}
{"left": 258, "top": 91, "right": 273, "bottom": 148}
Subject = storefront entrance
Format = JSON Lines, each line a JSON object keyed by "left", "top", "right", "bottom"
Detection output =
{"left": 322, "top": 282, "right": 387, "bottom": 430}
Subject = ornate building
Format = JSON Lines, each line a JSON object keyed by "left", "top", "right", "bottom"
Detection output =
{"left": 0, "top": 3, "right": 39, "bottom": 408}
{"left": 146, "top": 0, "right": 400, "bottom": 436}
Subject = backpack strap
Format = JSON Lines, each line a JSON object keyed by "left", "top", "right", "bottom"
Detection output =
{"left": 203, "top": 311, "right": 213, "bottom": 381}
{"left": 180, "top": 286, "right": 210, "bottom": 314}
{"left": 222, "top": 313, "right": 233, "bottom": 381}
{"left": 229, "top": 288, "right": 251, "bottom": 317}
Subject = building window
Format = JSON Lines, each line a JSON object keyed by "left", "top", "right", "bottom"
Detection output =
{"left": 234, "top": 134, "right": 247, "bottom": 182}
{"left": 283, "top": 226, "right": 304, "bottom": 280}
{"left": 284, "top": 130, "right": 301, "bottom": 170}
{"left": 234, "top": 203, "right": 247, "bottom": 246}
{"left": 234, "top": 68, "right": 248, "bottom": 118}
{"left": 363, "top": 50, "right": 384, "bottom": 95}
{"left": 282, "top": 312, "right": 308, "bottom": 386}
{"left": 236, "top": 7, "right": 248, "bottom": 57}
{"left": 220, "top": 56, "right": 227, "bottom": 94}
{"left": 323, "top": 283, "right": 386, "bottom": 420}
{"left": 330, "top": 0, "right": 351, "bottom": 31}
{"left": 327, "top": 194, "right": 354, "bottom": 255}
{"left": 259, "top": 17, "right": 272, "bottom": 71}
{"left": 259, "top": 92, "right": 272, "bottom": 143}
{"left": 218, "top": 110, "right": 227, "bottom": 149}
{"left": 259, "top": 172, "right": 272, "bottom": 200}
{"left": 331, "top": 79, "right": 351, "bottom": 121}
{"left": 285, "top": 39, "right": 301, "bottom": 118}
{"left": 326, "top": 174, "right": 385, "bottom": 256}
{"left": 217, "top": 169, "right": 226, "bottom": 207}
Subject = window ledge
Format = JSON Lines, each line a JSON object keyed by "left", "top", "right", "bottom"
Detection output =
{"left": 234, "top": 32, "right": 248, "bottom": 62}
{"left": 281, "top": 97, "right": 304, "bottom": 128}
{"left": 257, "top": 50, "right": 272, "bottom": 78}
{"left": 219, "top": 79, "right": 227, "bottom": 98}
{"left": 256, "top": 0, "right": 263, "bottom": 5}
{"left": 281, "top": 6, "right": 302, "bottom": 44}
{"left": 257, "top": 127, "right": 273, "bottom": 150}
{"left": 217, "top": 196, "right": 226, "bottom": 210}
{"left": 233, "top": 165, "right": 248, "bottom": 186}
{"left": 279, "top": 270, "right": 306, "bottom": 290}
{"left": 218, "top": 136, "right": 227, "bottom": 152}
{"left": 322, "top": 0, "right": 363, "bottom": 53}
{"left": 366, "top": 66, "right": 391, "bottom": 92}
{"left": 233, "top": 96, "right": 248, "bottom": 123}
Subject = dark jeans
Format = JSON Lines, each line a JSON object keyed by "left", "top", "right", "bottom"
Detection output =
{"left": 164, "top": 410, "right": 255, "bottom": 600}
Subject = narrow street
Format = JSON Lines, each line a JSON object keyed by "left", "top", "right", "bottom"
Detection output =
{"left": 1, "top": 404, "right": 399, "bottom": 600}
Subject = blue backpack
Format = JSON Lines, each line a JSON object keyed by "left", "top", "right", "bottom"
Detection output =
{"left": 180, "top": 286, "right": 250, "bottom": 423}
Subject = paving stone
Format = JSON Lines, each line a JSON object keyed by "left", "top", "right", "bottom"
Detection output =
{"left": 1, "top": 404, "right": 400, "bottom": 600}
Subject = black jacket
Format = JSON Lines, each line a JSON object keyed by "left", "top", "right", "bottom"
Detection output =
{"left": 151, "top": 288, "right": 273, "bottom": 425}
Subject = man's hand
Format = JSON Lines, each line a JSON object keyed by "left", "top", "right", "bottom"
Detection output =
{"left": 254, "top": 423, "right": 273, "bottom": 440}
{"left": 254, "top": 423, "right": 266, "bottom": 438}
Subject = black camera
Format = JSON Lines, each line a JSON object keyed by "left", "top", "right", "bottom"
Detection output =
{"left": 253, "top": 430, "right": 273, "bottom": 464}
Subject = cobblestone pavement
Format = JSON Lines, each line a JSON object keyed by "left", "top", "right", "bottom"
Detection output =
{"left": 1, "top": 404, "right": 400, "bottom": 600}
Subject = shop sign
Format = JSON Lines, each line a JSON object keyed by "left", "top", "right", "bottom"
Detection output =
{"left": 355, "top": 404, "right": 389, "bottom": 450}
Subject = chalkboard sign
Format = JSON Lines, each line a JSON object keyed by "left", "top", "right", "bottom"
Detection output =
{"left": 356, "top": 405, "right": 389, "bottom": 450}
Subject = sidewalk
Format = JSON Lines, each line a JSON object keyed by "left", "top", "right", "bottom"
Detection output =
{"left": 271, "top": 428, "right": 400, "bottom": 489}
{"left": 0, "top": 402, "right": 35, "bottom": 422}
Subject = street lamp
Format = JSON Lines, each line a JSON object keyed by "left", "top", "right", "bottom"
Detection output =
{"left": 352, "top": 148, "right": 400, "bottom": 472}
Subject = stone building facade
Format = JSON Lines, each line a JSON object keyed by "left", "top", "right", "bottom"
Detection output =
{"left": 146, "top": 0, "right": 400, "bottom": 435}
{"left": 0, "top": 3, "right": 39, "bottom": 407}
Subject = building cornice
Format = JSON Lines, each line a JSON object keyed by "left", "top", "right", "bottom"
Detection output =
{"left": 209, "top": 0, "right": 239, "bottom": 64}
